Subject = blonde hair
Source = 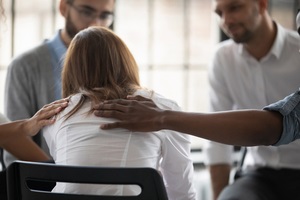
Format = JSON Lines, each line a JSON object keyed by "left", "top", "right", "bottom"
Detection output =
{"left": 62, "top": 26, "right": 140, "bottom": 118}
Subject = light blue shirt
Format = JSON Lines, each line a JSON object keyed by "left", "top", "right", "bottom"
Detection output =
{"left": 46, "top": 30, "right": 67, "bottom": 99}
{"left": 264, "top": 89, "right": 300, "bottom": 146}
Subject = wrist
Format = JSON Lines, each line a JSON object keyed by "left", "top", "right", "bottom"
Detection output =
{"left": 20, "top": 119, "right": 31, "bottom": 136}
{"left": 159, "top": 110, "right": 172, "bottom": 130}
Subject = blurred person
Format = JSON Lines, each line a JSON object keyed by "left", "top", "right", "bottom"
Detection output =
{"left": 4, "top": 0, "right": 115, "bottom": 167}
{"left": 43, "top": 26, "right": 196, "bottom": 199}
{"left": 205, "top": 0, "right": 300, "bottom": 199}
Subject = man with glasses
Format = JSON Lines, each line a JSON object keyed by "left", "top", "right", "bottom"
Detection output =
{"left": 4, "top": 0, "right": 115, "bottom": 167}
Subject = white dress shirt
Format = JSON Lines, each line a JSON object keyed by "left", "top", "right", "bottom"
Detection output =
{"left": 43, "top": 89, "right": 196, "bottom": 200}
{"left": 204, "top": 23, "right": 300, "bottom": 170}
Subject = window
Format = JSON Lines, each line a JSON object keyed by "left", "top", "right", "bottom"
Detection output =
{"left": 114, "top": 0, "right": 218, "bottom": 149}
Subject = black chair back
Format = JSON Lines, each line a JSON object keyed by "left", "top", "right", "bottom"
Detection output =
{"left": 7, "top": 161, "right": 168, "bottom": 200}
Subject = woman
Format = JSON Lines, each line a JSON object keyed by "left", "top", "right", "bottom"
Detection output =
{"left": 43, "top": 26, "right": 196, "bottom": 200}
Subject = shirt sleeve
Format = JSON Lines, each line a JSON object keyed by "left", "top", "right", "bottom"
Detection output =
{"left": 263, "top": 90, "right": 300, "bottom": 146}
{"left": 160, "top": 131, "right": 196, "bottom": 200}
{"left": 3, "top": 55, "right": 40, "bottom": 166}
{"left": 151, "top": 95, "right": 196, "bottom": 200}
{"left": 5, "top": 54, "right": 39, "bottom": 120}
{"left": 203, "top": 141, "right": 234, "bottom": 165}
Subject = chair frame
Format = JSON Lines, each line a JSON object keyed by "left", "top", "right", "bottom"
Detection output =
{"left": 7, "top": 161, "right": 168, "bottom": 200}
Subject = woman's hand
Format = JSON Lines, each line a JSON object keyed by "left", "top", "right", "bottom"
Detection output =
{"left": 23, "top": 98, "right": 69, "bottom": 136}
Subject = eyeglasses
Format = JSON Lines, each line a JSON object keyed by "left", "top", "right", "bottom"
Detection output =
{"left": 69, "top": 3, "right": 114, "bottom": 27}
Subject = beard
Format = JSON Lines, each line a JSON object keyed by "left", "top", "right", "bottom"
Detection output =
{"left": 65, "top": 14, "right": 79, "bottom": 39}
{"left": 225, "top": 26, "right": 253, "bottom": 43}
{"left": 225, "top": 5, "right": 260, "bottom": 44}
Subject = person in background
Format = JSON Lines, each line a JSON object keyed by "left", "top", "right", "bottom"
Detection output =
{"left": 205, "top": 0, "right": 300, "bottom": 199}
{"left": 4, "top": 0, "right": 115, "bottom": 167}
{"left": 43, "top": 26, "right": 196, "bottom": 199}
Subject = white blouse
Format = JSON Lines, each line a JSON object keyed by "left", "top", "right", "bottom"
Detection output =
{"left": 43, "top": 89, "right": 196, "bottom": 200}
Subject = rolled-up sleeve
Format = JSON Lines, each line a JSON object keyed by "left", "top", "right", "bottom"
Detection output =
{"left": 263, "top": 90, "right": 300, "bottom": 146}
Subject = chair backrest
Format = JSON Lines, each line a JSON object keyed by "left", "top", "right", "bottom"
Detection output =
{"left": 6, "top": 161, "right": 168, "bottom": 200}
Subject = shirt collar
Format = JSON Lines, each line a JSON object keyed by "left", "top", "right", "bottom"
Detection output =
{"left": 269, "top": 22, "right": 284, "bottom": 59}
{"left": 297, "top": 10, "right": 300, "bottom": 34}
{"left": 238, "top": 22, "right": 284, "bottom": 60}
{"left": 46, "top": 29, "right": 67, "bottom": 62}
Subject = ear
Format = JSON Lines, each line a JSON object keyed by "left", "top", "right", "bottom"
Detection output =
{"left": 59, "top": 0, "right": 68, "bottom": 17}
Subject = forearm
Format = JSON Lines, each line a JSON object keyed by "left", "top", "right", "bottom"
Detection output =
{"left": 0, "top": 120, "right": 28, "bottom": 146}
{"left": 162, "top": 109, "right": 283, "bottom": 146}
{"left": 2, "top": 134, "right": 49, "bottom": 161}
{"left": 209, "top": 164, "right": 231, "bottom": 200}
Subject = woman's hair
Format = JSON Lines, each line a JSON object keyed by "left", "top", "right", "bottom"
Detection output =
{"left": 62, "top": 26, "right": 140, "bottom": 118}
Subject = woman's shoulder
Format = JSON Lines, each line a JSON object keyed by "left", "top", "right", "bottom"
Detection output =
{"left": 134, "top": 89, "right": 181, "bottom": 111}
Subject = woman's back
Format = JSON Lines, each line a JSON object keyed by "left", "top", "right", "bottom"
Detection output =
{"left": 43, "top": 89, "right": 196, "bottom": 199}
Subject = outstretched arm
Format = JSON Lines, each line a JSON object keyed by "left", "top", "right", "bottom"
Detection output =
{"left": 94, "top": 96, "right": 282, "bottom": 146}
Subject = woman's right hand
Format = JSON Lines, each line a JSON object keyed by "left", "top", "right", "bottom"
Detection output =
{"left": 24, "top": 98, "right": 69, "bottom": 136}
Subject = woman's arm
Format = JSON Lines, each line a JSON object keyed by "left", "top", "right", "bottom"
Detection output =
{"left": 0, "top": 98, "right": 68, "bottom": 144}
{"left": 2, "top": 135, "right": 49, "bottom": 161}
{"left": 0, "top": 98, "right": 68, "bottom": 159}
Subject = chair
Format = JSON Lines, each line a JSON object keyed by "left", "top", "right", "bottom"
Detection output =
{"left": 6, "top": 161, "right": 169, "bottom": 200}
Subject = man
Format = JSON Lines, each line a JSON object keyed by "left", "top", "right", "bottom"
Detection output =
{"left": 4, "top": 0, "right": 115, "bottom": 166}
{"left": 205, "top": 0, "right": 300, "bottom": 199}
